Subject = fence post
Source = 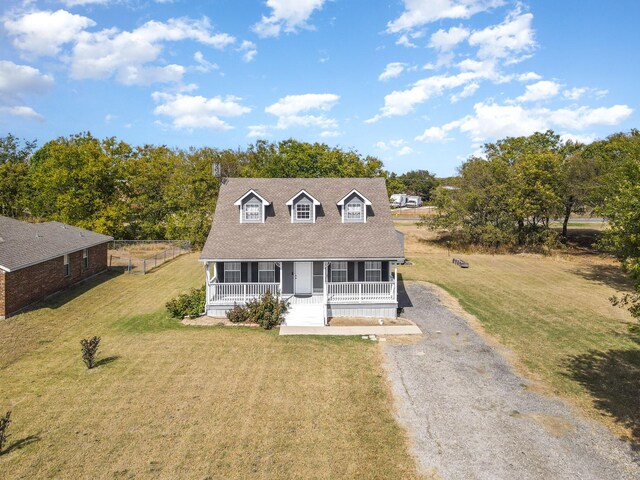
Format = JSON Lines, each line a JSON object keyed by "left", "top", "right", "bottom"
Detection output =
{"left": 128, "top": 258, "right": 132, "bottom": 274}
{"left": 143, "top": 259, "right": 146, "bottom": 274}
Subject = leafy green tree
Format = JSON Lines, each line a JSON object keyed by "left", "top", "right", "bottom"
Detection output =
{"left": 399, "top": 169, "right": 437, "bottom": 201}
{"left": 596, "top": 130, "right": 640, "bottom": 321}
{"left": 0, "top": 134, "right": 36, "bottom": 217}
{"left": 29, "top": 133, "right": 129, "bottom": 236}
{"left": 384, "top": 172, "right": 406, "bottom": 197}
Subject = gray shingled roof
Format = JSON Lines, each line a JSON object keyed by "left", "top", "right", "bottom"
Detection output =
{"left": 200, "top": 178, "right": 404, "bottom": 261}
{"left": 0, "top": 216, "right": 113, "bottom": 272}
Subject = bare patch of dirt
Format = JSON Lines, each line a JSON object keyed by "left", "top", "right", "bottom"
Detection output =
{"left": 330, "top": 317, "right": 414, "bottom": 327}
{"left": 525, "top": 413, "right": 575, "bottom": 438}
{"left": 181, "top": 316, "right": 260, "bottom": 327}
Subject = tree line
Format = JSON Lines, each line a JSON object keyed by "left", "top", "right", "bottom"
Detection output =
{"left": 0, "top": 132, "right": 434, "bottom": 247}
{"left": 424, "top": 129, "right": 640, "bottom": 322}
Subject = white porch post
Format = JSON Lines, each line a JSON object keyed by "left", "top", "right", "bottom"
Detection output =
{"left": 323, "top": 261, "right": 328, "bottom": 325}
{"left": 278, "top": 261, "right": 283, "bottom": 297}
{"left": 394, "top": 262, "right": 398, "bottom": 302}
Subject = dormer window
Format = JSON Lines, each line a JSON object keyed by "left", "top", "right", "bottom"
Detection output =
{"left": 286, "top": 190, "right": 321, "bottom": 223}
{"left": 346, "top": 202, "right": 364, "bottom": 221}
{"left": 234, "top": 189, "right": 270, "bottom": 224}
{"left": 244, "top": 202, "right": 261, "bottom": 222}
{"left": 337, "top": 189, "right": 372, "bottom": 223}
{"left": 295, "top": 202, "right": 311, "bottom": 221}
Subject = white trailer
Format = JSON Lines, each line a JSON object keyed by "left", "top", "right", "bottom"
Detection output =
{"left": 405, "top": 195, "right": 423, "bottom": 208}
{"left": 389, "top": 193, "right": 407, "bottom": 208}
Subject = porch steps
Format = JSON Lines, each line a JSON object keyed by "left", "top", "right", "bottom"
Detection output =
{"left": 284, "top": 303, "right": 325, "bottom": 327}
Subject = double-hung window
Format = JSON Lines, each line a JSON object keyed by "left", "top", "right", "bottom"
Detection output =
{"left": 224, "top": 262, "right": 241, "bottom": 283}
{"left": 331, "top": 261, "right": 347, "bottom": 282}
{"left": 82, "top": 248, "right": 89, "bottom": 270}
{"left": 258, "top": 262, "right": 275, "bottom": 283}
{"left": 63, "top": 254, "right": 70, "bottom": 277}
{"left": 365, "top": 261, "right": 382, "bottom": 282}
{"left": 295, "top": 203, "right": 311, "bottom": 222}
{"left": 243, "top": 202, "right": 261, "bottom": 222}
{"left": 346, "top": 202, "right": 364, "bottom": 222}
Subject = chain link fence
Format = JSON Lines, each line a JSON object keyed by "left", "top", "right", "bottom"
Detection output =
{"left": 108, "top": 240, "right": 191, "bottom": 274}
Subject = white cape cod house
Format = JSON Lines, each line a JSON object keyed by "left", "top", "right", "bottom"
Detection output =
{"left": 199, "top": 178, "right": 405, "bottom": 326}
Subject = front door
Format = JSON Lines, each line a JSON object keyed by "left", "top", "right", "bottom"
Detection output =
{"left": 294, "top": 262, "right": 313, "bottom": 295}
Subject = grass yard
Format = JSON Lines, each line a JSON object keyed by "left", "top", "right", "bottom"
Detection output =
{"left": 396, "top": 222, "right": 640, "bottom": 443}
{"left": 0, "top": 254, "right": 419, "bottom": 479}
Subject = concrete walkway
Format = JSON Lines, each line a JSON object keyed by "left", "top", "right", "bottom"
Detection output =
{"left": 383, "top": 282, "right": 640, "bottom": 480}
{"left": 279, "top": 324, "right": 422, "bottom": 336}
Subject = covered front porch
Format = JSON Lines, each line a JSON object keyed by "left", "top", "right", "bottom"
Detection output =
{"left": 204, "top": 259, "right": 399, "bottom": 324}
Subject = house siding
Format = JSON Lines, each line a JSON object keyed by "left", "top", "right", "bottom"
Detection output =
{"left": 0, "top": 270, "right": 5, "bottom": 319}
{"left": 2, "top": 243, "right": 109, "bottom": 317}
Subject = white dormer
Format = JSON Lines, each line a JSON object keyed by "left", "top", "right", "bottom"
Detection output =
{"left": 234, "top": 189, "right": 270, "bottom": 223}
{"left": 336, "top": 189, "right": 372, "bottom": 223}
{"left": 286, "top": 190, "right": 321, "bottom": 223}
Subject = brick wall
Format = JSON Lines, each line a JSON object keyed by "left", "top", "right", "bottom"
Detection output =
{"left": 3, "top": 243, "right": 109, "bottom": 317}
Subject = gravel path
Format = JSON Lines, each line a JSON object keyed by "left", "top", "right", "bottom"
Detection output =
{"left": 382, "top": 281, "right": 640, "bottom": 480}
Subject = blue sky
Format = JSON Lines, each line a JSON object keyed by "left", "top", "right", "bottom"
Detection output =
{"left": 1, "top": 0, "right": 638, "bottom": 176}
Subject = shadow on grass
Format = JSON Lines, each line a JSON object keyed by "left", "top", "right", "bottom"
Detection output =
{"left": 95, "top": 355, "right": 120, "bottom": 367}
{"left": 571, "top": 263, "right": 635, "bottom": 292}
{"left": 1, "top": 435, "right": 40, "bottom": 455}
{"left": 564, "top": 341, "right": 640, "bottom": 447}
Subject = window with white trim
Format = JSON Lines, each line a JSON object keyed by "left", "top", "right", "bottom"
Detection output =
{"left": 331, "top": 261, "right": 347, "bottom": 282}
{"left": 258, "top": 262, "right": 275, "bottom": 283}
{"left": 345, "top": 201, "right": 364, "bottom": 222}
{"left": 224, "top": 262, "right": 241, "bottom": 283}
{"left": 243, "top": 202, "right": 261, "bottom": 222}
{"left": 63, "top": 254, "right": 70, "bottom": 277}
{"left": 295, "top": 202, "right": 311, "bottom": 222}
{"left": 365, "top": 261, "right": 382, "bottom": 282}
{"left": 82, "top": 248, "right": 89, "bottom": 270}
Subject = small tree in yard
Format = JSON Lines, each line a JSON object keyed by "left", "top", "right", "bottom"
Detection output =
{"left": 0, "top": 410, "right": 11, "bottom": 455}
{"left": 80, "top": 336, "right": 101, "bottom": 369}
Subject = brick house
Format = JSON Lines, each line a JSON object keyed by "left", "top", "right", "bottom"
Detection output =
{"left": 0, "top": 216, "right": 113, "bottom": 319}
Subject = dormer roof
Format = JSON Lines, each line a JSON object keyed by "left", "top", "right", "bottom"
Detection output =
{"left": 336, "top": 189, "right": 372, "bottom": 206}
{"left": 286, "top": 189, "right": 321, "bottom": 206}
{"left": 233, "top": 189, "right": 270, "bottom": 206}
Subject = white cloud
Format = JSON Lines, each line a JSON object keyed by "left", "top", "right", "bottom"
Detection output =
{"left": 70, "top": 17, "right": 234, "bottom": 84}
{"left": 320, "top": 130, "right": 341, "bottom": 138}
{"left": 367, "top": 70, "right": 483, "bottom": 122}
{"left": 423, "top": 101, "right": 633, "bottom": 143}
{"left": 0, "top": 105, "right": 44, "bottom": 122}
{"left": 415, "top": 125, "right": 452, "bottom": 142}
{"left": 468, "top": 10, "right": 535, "bottom": 62}
{"left": 515, "top": 80, "right": 561, "bottom": 102}
{"left": 247, "top": 125, "right": 270, "bottom": 137}
{"left": 0, "top": 60, "right": 53, "bottom": 121}
{"left": 152, "top": 92, "right": 251, "bottom": 130}
{"left": 61, "top": 0, "right": 109, "bottom": 5}
{"left": 252, "top": 0, "right": 327, "bottom": 38}
{"left": 4, "top": 9, "right": 95, "bottom": 57}
{"left": 379, "top": 62, "right": 408, "bottom": 81}
{"left": 5, "top": 10, "right": 240, "bottom": 86}
{"left": 397, "top": 146, "right": 414, "bottom": 156}
{"left": 265, "top": 93, "right": 339, "bottom": 129}
{"left": 429, "top": 25, "right": 469, "bottom": 51}
{"left": 517, "top": 71, "right": 542, "bottom": 82}
{"left": 563, "top": 87, "right": 608, "bottom": 101}
{"left": 450, "top": 82, "right": 479, "bottom": 102}
{"left": 238, "top": 40, "right": 257, "bottom": 62}
{"left": 559, "top": 133, "right": 596, "bottom": 144}
{"left": 375, "top": 141, "right": 389, "bottom": 150}
{"left": 193, "top": 51, "right": 218, "bottom": 73}
{"left": 387, "top": 0, "right": 504, "bottom": 33}
{"left": 0, "top": 60, "right": 54, "bottom": 98}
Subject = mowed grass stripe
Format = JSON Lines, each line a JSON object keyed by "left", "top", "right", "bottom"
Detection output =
{"left": 0, "top": 254, "right": 420, "bottom": 479}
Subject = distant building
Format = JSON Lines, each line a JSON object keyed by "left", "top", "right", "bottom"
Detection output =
{"left": 0, "top": 216, "right": 113, "bottom": 319}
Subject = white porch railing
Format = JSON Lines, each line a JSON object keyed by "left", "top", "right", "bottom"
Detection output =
{"left": 326, "top": 281, "right": 396, "bottom": 303}
{"left": 208, "top": 283, "right": 280, "bottom": 304}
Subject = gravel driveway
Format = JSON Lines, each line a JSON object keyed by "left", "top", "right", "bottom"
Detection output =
{"left": 382, "top": 281, "right": 640, "bottom": 480}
